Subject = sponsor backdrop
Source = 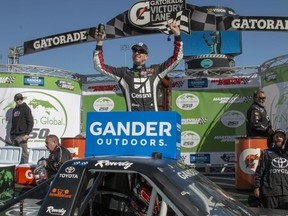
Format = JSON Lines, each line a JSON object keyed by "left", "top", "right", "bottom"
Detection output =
{"left": 81, "top": 81, "right": 126, "bottom": 132}
{"left": 0, "top": 73, "right": 81, "bottom": 148}
{"left": 85, "top": 111, "right": 181, "bottom": 159}
{"left": 261, "top": 64, "right": 288, "bottom": 132}
{"left": 171, "top": 74, "right": 260, "bottom": 165}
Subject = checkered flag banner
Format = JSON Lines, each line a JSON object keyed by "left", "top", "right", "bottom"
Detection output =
{"left": 105, "top": 2, "right": 218, "bottom": 39}
{"left": 5, "top": 76, "right": 16, "bottom": 84}
{"left": 198, "top": 118, "right": 207, "bottom": 125}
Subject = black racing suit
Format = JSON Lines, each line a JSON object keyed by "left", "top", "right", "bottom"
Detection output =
{"left": 45, "top": 145, "right": 72, "bottom": 177}
{"left": 254, "top": 147, "right": 288, "bottom": 208}
{"left": 246, "top": 101, "right": 272, "bottom": 137}
{"left": 93, "top": 36, "right": 183, "bottom": 111}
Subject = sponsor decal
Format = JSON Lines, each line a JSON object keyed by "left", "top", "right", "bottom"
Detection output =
{"left": 132, "top": 78, "right": 152, "bottom": 99}
{"left": 215, "top": 135, "right": 241, "bottom": 143}
{"left": 93, "top": 97, "right": 114, "bottom": 112}
{"left": 221, "top": 110, "right": 245, "bottom": 128}
{"left": 59, "top": 166, "right": 78, "bottom": 179}
{"left": 25, "top": 169, "right": 34, "bottom": 180}
{"left": 186, "top": 54, "right": 227, "bottom": 60}
{"left": 90, "top": 121, "right": 172, "bottom": 136}
{"left": 239, "top": 148, "right": 261, "bottom": 174}
{"left": 178, "top": 169, "right": 198, "bottom": 180}
{"left": 24, "top": 76, "right": 44, "bottom": 86}
{"left": 128, "top": 0, "right": 190, "bottom": 34}
{"left": 46, "top": 206, "right": 66, "bottom": 215}
{"left": 176, "top": 93, "right": 199, "bottom": 110}
{"left": 0, "top": 76, "right": 16, "bottom": 84}
{"left": 270, "top": 157, "right": 288, "bottom": 174}
{"left": 264, "top": 72, "right": 277, "bottom": 82}
{"left": 231, "top": 17, "right": 288, "bottom": 31}
{"left": 213, "top": 96, "right": 252, "bottom": 104}
{"left": 86, "top": 112, "right": 181, "bottom": 159}
{"left": 205, "top": 6, "right": 236, "bottom": 16}
{"left": 72, "top": 161, "right": 88, "bottom": 166}
{"left": 200, "top": 58, "right": 213, "bottom": 68}
{"left": 26, "top": 30, "right": 88, "bottom": 52}
{"left": 89, "top": 121, "right": 171, "bottom": 147}
{"left": 49, "top": 188, "right": 72, "bottom": 198}
{"left": 181, "top": 131, "right": 200, "bottom": 148}
{"left": 211, "top": 78, "right": 250, "bottom": 85}
{"left": 187, "top": 78, "right": 208, "bottom": 88}
{"left": 55, "top": 80, "right": 75, "bottom": 90}
{"left": 182, "top": 118, "right": 207, "bottom": 125}
{"left": 94, "top": 160, "right": 133, "bottom": 169}
{"left": 190, "top": 153, "right": 210, "bottom": 163}
{"left": 88, "top": 85, "right": 119, "bottom": 92}
{"left": 221, "top": 153, "right": 235, "bottom": 162}
{"left": 65, "top": 166, "right": 75, "bottom": 173}
{"left": 171, "top": 80, "right": 185, "bottom": 89}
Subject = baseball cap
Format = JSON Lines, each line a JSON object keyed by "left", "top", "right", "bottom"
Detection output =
{"left": 14, "top": 93, "right": 23, "bottom": 101}
{"left": 131, "top": 42, "right": 149, "bottom": 54}
{"left": 274, "top": 129, "right": 286, "bottom": 137}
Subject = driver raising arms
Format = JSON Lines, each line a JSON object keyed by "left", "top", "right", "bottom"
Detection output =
{"left": 93, "top": 22, "right": 183, "bottom": 111}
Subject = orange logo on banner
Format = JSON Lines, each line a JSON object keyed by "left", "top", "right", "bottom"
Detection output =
{"left": 49, "top": 188, "right": 72, "bottom": 198}
{"left": 244, "top": 154, "right": 261, "bottom": 169}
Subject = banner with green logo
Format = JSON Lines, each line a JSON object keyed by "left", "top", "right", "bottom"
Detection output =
{"left": 171, "top": 74, "right": 260, "bottom": 165}
{"left": 81, "top": 81, "right": 126, "bottom": 132}
{"left": 261, "top": 65, "right": 288, "bottom": 130}
{"left": 0, "top": 73, "right": 81, "bottom": 148}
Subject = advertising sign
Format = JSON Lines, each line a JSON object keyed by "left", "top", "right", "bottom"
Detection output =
{"left": 0, "top": 73, "right": 81, "bottom": 148}
{"left": 85, "top": 111, "right": 181, "bottom": 159}
{"left": 171, "top": 74, "right": 260, "bottom": 165}
{"left": 81, "top": 81, "right": 126, "bottom": 132}
{"left": 261, "top": 64, "right": 288, "bottom": 131}
{"left": 0, "top": 165, "right": 15, "bottom": 201}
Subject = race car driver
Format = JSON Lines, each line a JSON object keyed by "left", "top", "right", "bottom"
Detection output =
{"left": 93, "top": 22, "right": 183, "bottom": 111}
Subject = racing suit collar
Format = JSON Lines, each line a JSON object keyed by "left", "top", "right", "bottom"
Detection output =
{"left": 254, "top": 101, "right": 264, "bottom": 108}
{"left": 132, "top": 64, "right": 146, "bottom": 71}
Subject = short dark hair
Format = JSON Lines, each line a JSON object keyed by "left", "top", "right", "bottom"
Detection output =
{"left": 46, "top": 134, "right": 59, "bottom": 145}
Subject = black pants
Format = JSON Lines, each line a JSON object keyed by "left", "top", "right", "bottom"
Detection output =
{"left": 262, "top": 195, "right": 288, "bottom": 209}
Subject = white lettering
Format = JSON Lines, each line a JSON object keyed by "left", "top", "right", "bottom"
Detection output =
{"left": 90, "top": 121, "right": 172, "bottom": 136}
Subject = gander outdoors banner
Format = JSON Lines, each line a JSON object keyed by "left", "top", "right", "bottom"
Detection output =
{"left": 85, "top": 111, "right": 181, "bottom": 159}
{"left": 0, "top": 73, "right": 81, "bottom": 148}
{"left": 171, "top": 74, "right": 260, "bottom": 165}
{"left": 261, "top": 64, "right": 288, "bottom": 132}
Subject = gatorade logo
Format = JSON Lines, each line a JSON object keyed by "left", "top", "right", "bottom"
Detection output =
{"left": 239, "top": 148, "right": 261, "bottom": 174}
{"left": 25, "top": 169, "right": 34, "bottom": 179}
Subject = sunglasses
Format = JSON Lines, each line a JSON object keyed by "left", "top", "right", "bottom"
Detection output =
{"left": 132, "top": 49, "right": 146, "bottom": 54}
{"left": 15, "top": 98, "right": 23, "bottom": 101}
{"left": 259, "top": 97, "right": 266, "bottom": 100}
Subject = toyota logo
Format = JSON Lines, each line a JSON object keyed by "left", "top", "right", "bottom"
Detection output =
{"left": 272, "top": 157, "right": 288, "bottom": 168}
{"left": 65, "top": 166, "right": 75, "bottom": 173}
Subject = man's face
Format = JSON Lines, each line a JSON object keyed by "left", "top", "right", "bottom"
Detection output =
{"left": 15, "top": 98, "right": 23, "bottom": 106}
{"left": 274, "top": 133, "right": 285, "bottom": 148}
{"left": 256, "top": 92, "right": 266, "bottom": 106}
{"left": 45, "top": 138, "right": 56, "bottom": 152}
{"left": 132, "top": 49, "right": 148, "bottom": 66}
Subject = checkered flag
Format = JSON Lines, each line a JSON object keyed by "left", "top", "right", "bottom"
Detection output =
{"left": 198, "top": 118, "right": 207, "bottom": 125}
{"left": 105, "top": 3, "right": 219, "bottom": 39}
{"left": 243, "top": 96, "right": 253, "bottom": 103}
{"left": 6, "top": 76, "right": 15, "bottom": 84}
